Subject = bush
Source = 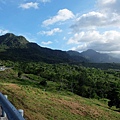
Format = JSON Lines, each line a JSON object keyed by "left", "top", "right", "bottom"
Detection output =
{"left": 18, "top": 71, "right": 22, "bottom": 78}
{"left": 39, "top": 80, "right": 47, "bottom": 86}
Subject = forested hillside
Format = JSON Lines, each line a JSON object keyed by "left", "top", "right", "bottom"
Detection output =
{"left": 1, "top": 61, "right": 120, "bottom": 109}
{"left": 0, "top": 72, "right": 120, "bottom": 120}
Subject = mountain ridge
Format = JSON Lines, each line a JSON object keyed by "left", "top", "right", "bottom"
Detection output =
{"left": 81, "top": 49, "right": 120, "bottom": 63}
{"left": 0, "top": 33, "right": 88, "bottom": 63}
{"left": 0, "top": 33, "right": 120, "bottom": 63}
{"left": 67, "top": 49, "right": 120, "bottom": 63}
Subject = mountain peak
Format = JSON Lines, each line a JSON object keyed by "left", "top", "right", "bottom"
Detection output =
{"left": 67, "top": 50, "right": 80, "bottom": 56}
{"left": 84, "top": 49, "right": 97, "bottom": 53}
{"left": 5, "top": 33, "right": 15, "bottom": 37}
{"left": 0, "top": 33, "right": 29, "bottom": 48}
{"left": 81, "top": 49, "right": 98, "bottom": 56}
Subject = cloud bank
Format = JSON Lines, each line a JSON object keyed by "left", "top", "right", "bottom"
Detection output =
{"left": 68, "top": 0, "right": 120, "bottom": 53}
{"left": 68, "top": 30, "right": 120, "bottom": 52}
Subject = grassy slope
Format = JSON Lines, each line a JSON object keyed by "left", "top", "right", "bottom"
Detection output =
{"left": 0, "top": 69, "right": 120, "bottom": 120}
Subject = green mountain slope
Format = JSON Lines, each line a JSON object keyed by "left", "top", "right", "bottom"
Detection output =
{"left": 0, "top": 33, "right": 69, "bottom": 63}
{"left": 0, "top": 33, "right": 28, "bottom": 48}
{"left": 0, "top": 33, "right": 88, "bottom": 63}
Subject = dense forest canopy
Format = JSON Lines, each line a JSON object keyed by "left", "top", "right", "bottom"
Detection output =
{"left": 1, "top": 60, "right": 120, "bottom": 108}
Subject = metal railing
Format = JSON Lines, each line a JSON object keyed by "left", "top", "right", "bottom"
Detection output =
{"left": 0, "top": 93, "right": 25, "bottom": 120}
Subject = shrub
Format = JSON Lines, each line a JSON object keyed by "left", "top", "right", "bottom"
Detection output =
{"left": 39, "top": 80, "right": 47, "bottom": 86}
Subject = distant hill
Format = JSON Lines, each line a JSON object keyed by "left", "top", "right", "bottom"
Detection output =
{"left": 0, "top": 33, "right": 88, "bottom": 63}
{"left": 67, "top": 50, "right": 90, "bottom": 63}
{"left": 81, "top": 49, "right": 120, "bottom": 63}
{"left": 67, "top": 49, "right": 120, "bottom": 63}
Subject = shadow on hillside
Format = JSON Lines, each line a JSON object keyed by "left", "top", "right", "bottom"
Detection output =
{"left": 13, "top": 78, "right": 39, "bottom": 88}
{"left": 91, "top": 102, "right": 120, "bottom": 113}
{"left": 93, "top": 102, "right": 109, "bottom": 110}
{"left": 0, "top": 44, "right": 71, "bottom": 63}
{"left": 113, "top": 109, "right": 120, "bottom": 112}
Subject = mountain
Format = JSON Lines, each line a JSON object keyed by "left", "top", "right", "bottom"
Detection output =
{"left": 0, "top": 33, "right": 69, "bottom": 63}
{"left": 1, "top": 33, "right": 120, "bottom": 63}
{"left": 67, "top": 50, "right": 90, "bottom": 63}
{"left": 81, "top": 49, "right": 120, "bottom": 63}
{"left": 0, "top": 33, "right": 88, "bottom": 63}
{"left": 0, "top": 33, "right": 29, "bottom": 48}
{"left": 67, "top": 49, "right": 120, "bottom": 63}
{"left": 108, "top": 53, "right": 120, "bottom": 59}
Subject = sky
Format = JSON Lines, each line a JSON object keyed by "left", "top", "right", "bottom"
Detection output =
{"left": 0, "top": 0, "right": 120, "bottom": 55}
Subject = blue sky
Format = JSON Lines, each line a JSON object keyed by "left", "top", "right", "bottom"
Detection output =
{"left": 0, "top": 0, "right": 120, "bottom": 54}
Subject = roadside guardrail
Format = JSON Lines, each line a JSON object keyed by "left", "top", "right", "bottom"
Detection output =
{"left": 0, "top": 93, "right": 25, "bottom": 120}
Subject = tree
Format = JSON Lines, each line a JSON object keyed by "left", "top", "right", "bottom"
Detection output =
{"left": 39, "top": 80, "right": 47, "bottom": 87}
{"left": 18, "top": 71, "right": 22, "bottom": 78}
{"left": 108, "top": 86, "right": 120, "bottom": 108}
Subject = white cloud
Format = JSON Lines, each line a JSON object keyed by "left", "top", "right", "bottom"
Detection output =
{"left": 68, "top": 30, "right": 120, "bottom": 52}
{"left": 42, "top": 9, "right": 74, "bottom": 26}
{"left": 38, "top": 0, "right": 51, "bottom": 3}
{"left": 71, "top": 11, "right": 120, "bottom": 31}
{"left": 71, "top": 0, "right": 120, "bottom": 31}
{"left": 71, "top": 11, "right": 108, "bottom": 30}
{"left": 39, "top": 28, "right": 62, "bottom": 36}
{"left": 68, "top": 0, "right": 120, "bottom": 53}
{"left": 19, "top": 2, "right": 39, "bottom": 9}
{"left": 41, "top": 41, "right": 52, "bottom": 45}
{"left": 97, "top": 0, "right": 120, "bottom": 18}
{"left": 63, "top": 37, "right": 66, "bottom": 40}
{"left": 68, "top": 31, "right": 102, "bottom": 44}
{"left": 0, "top": 29, "right": 9, "bottom": 35}
{"left": 98, "top": 0, "right": 116, "bottom": 5}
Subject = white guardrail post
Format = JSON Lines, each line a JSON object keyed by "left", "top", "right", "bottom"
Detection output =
{"left": 1, "top": 95, "right": 7, "bottom": 117}
{"left": 0, "top": 93, "right": 25, "bottom": 120}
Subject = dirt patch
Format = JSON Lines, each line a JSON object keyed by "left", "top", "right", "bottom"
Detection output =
{"left": 50, "top": 97, "right": 102, "bottom": 118}
{"left": 7, "top": 83, "right": 20, "bottom": 90}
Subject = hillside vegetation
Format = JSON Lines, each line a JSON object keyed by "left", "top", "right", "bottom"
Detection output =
{"left": 0, "top": 61, "right": 120, "bottom": 120}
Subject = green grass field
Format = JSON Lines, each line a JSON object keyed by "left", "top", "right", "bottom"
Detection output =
{"left": 0, "top": 69, "right": 120, "bottom": 120}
